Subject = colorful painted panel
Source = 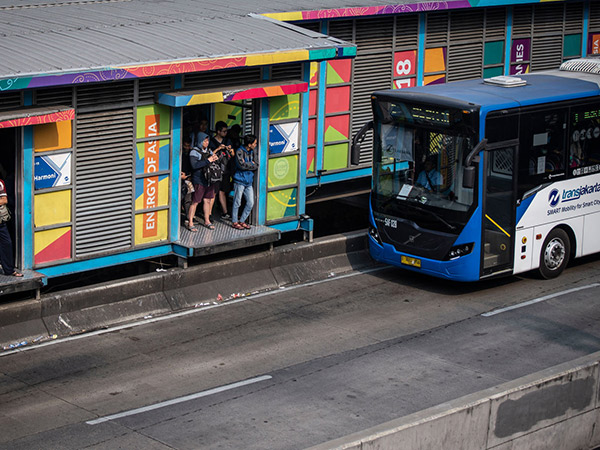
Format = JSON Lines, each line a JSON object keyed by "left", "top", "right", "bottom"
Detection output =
{"left": 267, "top": 188, "right": 297, "bottom": 221}
{"left": 323, "top": 142, "right": 349, "bottom": 170}
{"left": 309, "top": 90, "right": 317, "bottom": 116}
{"left": 589, "top": 33, "right": 600, "bottom": 55}
{"left": 511, "top": 39, "right": 530, "bottom": 64}
{"left": 269, "top": 123, "right": 299, "bottom": 154}
{"left": 136, "top": 104, "right": 170, "bottom": 139}
{"left": 327, "top": 59, "right": 352, "bottom": 85}
{"left": 424, "top": 74, "right": 446, "bottom": 85}
{"left": 34, "top": 189, "right": 71, "bottom": 227}
{"left": 394, "top": 50, "right": 417, "bottom": 77}
{"left": 268, "top": 155, "right": 298, "bottom": 188}
{"left": 310, "top": 62, "right": 319, "bottom": 87}
{"left": 269, "top": 94, "right": 301, "bottom": 120}
{"left": 308, "top": 118, "right": 316, "bottom": 147}
{"left": 33, "top": 120, "right": 72, "bottom": 152}
{"left": 325, "top": 86, "right": 350, "bottom": 114}
{"left": 484, "top": 67, "right": 504, "bottom": 78}
{"left": 424, "top": 48, "right": 446, "bottom": 74}
{"left": 484, "top": 41, "right": 504, "bottom": 65}
{"left": 135, "top": 209, "right": 168, "bottom": 245}
{"left": 324, "top": 115, "right": 350, "bottom": 143}
{"left": 135, "top": 175, "right": 170, "bottom": 211}
{"left": 215, "top": 102, "right": 243, "bottom": 127}
{"left": 0, "top": 110, "right": 74, "bottom": 129}
{"left": 307, "top": 147, "right": 315, "bottom": 174}
{"left": 34, "top": 152, "right": 71, "bottom": 189}
{"left": 564, "top": 34, "right": 581, "bottom": 58}
{"left": 394, "top": 78, "right": 416, "bottom": 89}
{"left": 510, "top": 64, "right": 529, "bottom": 76}
{"left": 34, "top": 226, "right": 71, "bottom": 265}
{"left": 136, "top": 139, "right": 170, "bottom": 175}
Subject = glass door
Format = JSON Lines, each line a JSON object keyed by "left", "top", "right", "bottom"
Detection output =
{"left": 482, "top": 142, "right": 517, "bottom": 276}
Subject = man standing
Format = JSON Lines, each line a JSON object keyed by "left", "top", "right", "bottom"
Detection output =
{"left": 231, "top": 135, "right": 258, "bottom": 230}
{"left": 0, "top": 178, "right": 21, "bottom": 277}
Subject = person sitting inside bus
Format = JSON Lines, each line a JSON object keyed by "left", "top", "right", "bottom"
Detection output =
{"left": 416, "top": 157, "right": 443, "bottom": 192}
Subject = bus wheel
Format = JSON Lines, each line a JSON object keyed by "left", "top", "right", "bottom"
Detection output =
{"left": 539, "top": 228, "right": 570, "bottom": 279}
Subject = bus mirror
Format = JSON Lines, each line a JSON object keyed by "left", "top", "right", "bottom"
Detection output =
{"left": 351, "top": 121, "right": 374, "bottom": 165}
{"left": 463, "top": 166, "right": 475, "bottom": 189}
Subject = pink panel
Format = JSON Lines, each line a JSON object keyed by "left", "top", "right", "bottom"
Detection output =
{"left": 308, "top": 118, "right": 316, "bottom": 146}
{"left": 309, "top": 90, "right": 317, "bottom": 116}
{"left": 325, "top": 86, "right": 350, "bottom": 114}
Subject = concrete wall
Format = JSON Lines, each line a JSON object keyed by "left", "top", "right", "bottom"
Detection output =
{"left": 309, "top": 351, "right": 600, "bottom": 450}
{"left": 0, "top": 231, "right": 371, "bottom": 349}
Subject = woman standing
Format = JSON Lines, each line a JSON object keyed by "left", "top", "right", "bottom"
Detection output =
{"left": 231, "top": 134, "right": 258, "bottom": 230}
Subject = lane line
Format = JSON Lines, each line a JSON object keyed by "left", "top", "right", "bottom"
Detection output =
{"left": 86, "top": 375, "right": 273, "bottom": 425}
{"left": 1, "top": 266, "right": 388, "bottom": 357}
{"left": 481, "top": 283, "right": 600, "bottom": 317}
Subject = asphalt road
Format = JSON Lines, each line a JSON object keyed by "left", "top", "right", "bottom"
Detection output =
{"left": 1, "top": 254, "right": 600, "bottom": 449}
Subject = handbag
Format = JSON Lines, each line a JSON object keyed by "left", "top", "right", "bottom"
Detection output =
{"left": 0, "top": 204, "right": 11, "bottom": 223}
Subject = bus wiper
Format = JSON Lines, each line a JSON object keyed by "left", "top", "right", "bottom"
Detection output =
{"left": 403, "top": 200, "right": 457, "bottom": 231}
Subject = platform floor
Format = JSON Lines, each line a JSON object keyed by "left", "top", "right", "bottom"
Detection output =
{"left": 0, "top": 269, "right": 45, "bottom": 298}
{"left": 177, "top": 216, "right": 280, "bottom": 257}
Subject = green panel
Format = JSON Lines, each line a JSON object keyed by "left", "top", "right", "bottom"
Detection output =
{"left": 267, "top": 188, "right": 297, "bottom": 221}
{"left": 483, "top": 66, "right": 504, "bottom": 78}
{"left": 323, "top": 143, "right": 349, "bottom": 170}
{"left": 136, "top": 104, "right": 171, "bottom": 139}
{"left": 326, "top": 62, "right": 345, "bottom": 85}
{"left": 269, "top": 94, "right": 300, "bottom": 121}
{"left": 484, "top": 41, "right": 504, "bottom": 66}
{"left": 215, "top": 103, "right": 243, "bottom": 127}
{"left": 564, "top": 34, "right": 582, "bottom": 58}
{"left": 324, "top": 124, "right": 348, "bottom": 143}
{"left": 268, "top": 155, "right": 298, "bottom": 188}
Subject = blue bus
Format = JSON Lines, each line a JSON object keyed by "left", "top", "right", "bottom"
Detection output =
{"left": 354, "top": 58, "right": 600, "bottom": 281}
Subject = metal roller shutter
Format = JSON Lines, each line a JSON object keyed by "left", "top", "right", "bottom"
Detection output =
{"left": 448, "top": 10, "right": 484, "bottom": 82}
{"left": 138, "top": 77, "right": 172, "bottom": 105}
{"left": 590, "top": 1, "right": 600, "bottom": 31}
{"left": 353, "top": 52, "right": 393, "bottom": 165}
{"left": 34, "top": 87, "right": 73, "bottom": 107}
{"left": 0, "top": 91, "right": 22, "bottom": 111}
{"left": 531, "top": 3, "right": 565, "bottom": 71}
{"left": 74, "top": 108, "right": 134, "bottom": 257}
{"left": 485, "top": 8, "right": 507, "bottom": 41}
{"left": 271, "top": 63, "right": 303, "bottom": 81}
{"left": 183, "top": 67, "right": 262, "bottom": 90}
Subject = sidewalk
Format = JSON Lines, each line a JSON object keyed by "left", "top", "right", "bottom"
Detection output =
{"left": 0, "top": 230, "right": 372, "bottom": 351}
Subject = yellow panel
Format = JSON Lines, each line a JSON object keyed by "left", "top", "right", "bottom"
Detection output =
{"left": 261, "top": 12, "right": 304, "bottom": 21}
{"left": 34, "top": 190, "right": 71, "bottom": 227}
{"left": 424, "top": 48, "right": 446, "bottom": 74}
{"left": 34, "top": 120, "right": 72, "bottom": 152}
{"left": 34, "top": 226, "right": 70, "bottom": 254}
{"left": 135, "top": 209, "right": 168, "bottom": 245}
{"left": 246, "top": 50, "right": 309, "bottom": 66}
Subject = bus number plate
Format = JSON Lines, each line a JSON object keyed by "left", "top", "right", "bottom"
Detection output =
{"left": 401, "top": 256, "right": 421, "bottom": 268}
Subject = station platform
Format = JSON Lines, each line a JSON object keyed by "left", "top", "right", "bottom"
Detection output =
{"left": 174, "top": 216, "right": 280, "bottom": 260}
{"left": 0, "top": 270, "right": 46, "bottom": 299}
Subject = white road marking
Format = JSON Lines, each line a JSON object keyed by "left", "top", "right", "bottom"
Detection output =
{"left": 1, "top": 266, "right": 388, "bottom": 357}
{"left": 481, "top": 283, "right": 600, "bottom": 317}
{"left": 86, "top": 375, "right": 273, "bottom": 425}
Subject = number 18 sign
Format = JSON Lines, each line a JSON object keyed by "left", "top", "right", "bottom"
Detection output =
{"left": 394, "top": 50, "right": 417, "bottom": 89}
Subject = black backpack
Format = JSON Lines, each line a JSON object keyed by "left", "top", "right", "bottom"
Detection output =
{"left": 203, "top": 159, "right": 223, "bottom": 185}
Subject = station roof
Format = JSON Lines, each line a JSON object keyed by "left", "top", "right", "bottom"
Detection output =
{"left": 0, "top": 0, "right": 358, "bottom": 90}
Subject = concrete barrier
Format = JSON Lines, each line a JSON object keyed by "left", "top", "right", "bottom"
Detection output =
{"left": 0, "top": 231, "right": 371, "bottom": 350}
{"left": 308, "top": 351, "right": 600, "bottom": 450}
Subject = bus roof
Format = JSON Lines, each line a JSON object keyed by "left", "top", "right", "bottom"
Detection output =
{"left": 373, "top": 70, "right": 600, "bottom": 115}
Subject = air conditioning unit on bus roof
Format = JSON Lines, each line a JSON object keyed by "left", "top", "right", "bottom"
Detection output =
{"left": 483, "top": 76, "right": 526, "bottom": 87}
{"left": 560, "top": 56, "right": 600, "bottom": 74}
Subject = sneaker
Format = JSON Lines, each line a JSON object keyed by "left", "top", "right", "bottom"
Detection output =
{"left": 221, "top": 213, "right": 231, "bottom": 220}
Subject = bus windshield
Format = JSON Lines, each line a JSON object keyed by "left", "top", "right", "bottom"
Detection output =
{"left": 372, "top": 99, "right": 478, "bottom": 233}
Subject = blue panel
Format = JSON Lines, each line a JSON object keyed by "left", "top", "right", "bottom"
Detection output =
{"left": 306, "top": 167, "right": 371, "bottom": 186}
{"left": 170, "top": 106, "right": 182, "bottom": 242}
{"left": 37, "top": 245, "right": 173, "bottom": 277}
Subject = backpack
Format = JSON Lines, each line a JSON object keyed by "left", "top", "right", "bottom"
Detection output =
{"left": 203, "top": 159, "right": 223, "bottom": 185}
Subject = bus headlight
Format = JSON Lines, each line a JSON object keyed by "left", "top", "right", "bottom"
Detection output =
{"left": 445, "top": 243, "right": 474, "bottom": 260}
{"left": 369, "top": 226, "right": 382, "bottom": 245}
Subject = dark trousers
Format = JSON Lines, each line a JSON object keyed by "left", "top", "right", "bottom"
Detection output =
{"left": 0, "top": 223, "right": 15, "bottom": 275}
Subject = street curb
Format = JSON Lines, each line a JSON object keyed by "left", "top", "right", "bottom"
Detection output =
{"left": 0, "top": 231, "right": 373, "bottom": 350}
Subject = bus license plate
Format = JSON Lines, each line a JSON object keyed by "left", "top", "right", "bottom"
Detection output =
{"left": 401, "top": 256, "right": 421, "bottom": 268}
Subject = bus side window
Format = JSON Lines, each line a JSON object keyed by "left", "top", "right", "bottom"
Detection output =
{"left": 569, "top": 102, "right": 600, "bottom": 177}
{"left": 518, "top": 108, "right": 567, "bottom": 196}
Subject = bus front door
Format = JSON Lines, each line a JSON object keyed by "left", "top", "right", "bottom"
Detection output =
{"left": 482, "top": 143, "right": 517, "bottom": 277}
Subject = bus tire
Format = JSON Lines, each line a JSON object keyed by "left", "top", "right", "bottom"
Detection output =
{"left": 539, "top": 228, "right": 570, "bottom": 279}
